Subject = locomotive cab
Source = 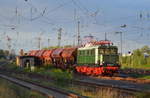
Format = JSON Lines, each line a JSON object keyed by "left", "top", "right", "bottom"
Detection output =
{"left": 76, "top": 40, "right": 120, "bottom": 75}
{"left": 98, "top": 46, "right": 119, "bottom": 67}
{"left": 77, "top": 41, "right": 119, "bottom": 67}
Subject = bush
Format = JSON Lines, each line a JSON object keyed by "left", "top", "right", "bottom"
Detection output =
{"left": 42, "top": 68, "right": 73, "bottom": 86}
{"left": 136, "top": 93, "right": 150, "bottom": 98}
{"left": 121, "top": 46, "right": 150, "bottom": 69}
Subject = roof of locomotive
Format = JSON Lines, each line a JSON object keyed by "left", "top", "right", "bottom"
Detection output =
{"left": 78, "top": 40, "right": 117, "bottom": 50}
{"left": 78, "top": 45, "right": 117, "bottom": 50}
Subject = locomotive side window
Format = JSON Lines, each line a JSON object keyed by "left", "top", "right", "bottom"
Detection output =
{"left": 87, "top": 50, "right": 89, "bottom": 55}
{"left": 99, "top": 49, "right": 105, "bottom": 54}
{"left": 89, "top": 50, "right": 92, "bottom": 56}
{"left": 78, "top": 51, "right": 83, "bottom": 56}
{"left": 79, "top": 51, "right": 80, "bottom": 55}
{"left": 91, "top": 49, "right": 95, "bottom": 55}
{"left": 99, "top": 48, "right": 117, "bottom": 54}
{"left": 82, "top": 51, "right": 85, "bottom": 56}
{"left": 79, "top": 51, "right": 81, "bottom": 55}
{"left": 79, "top": 51, "right": 83, "bottom": 56}
{"left": 110, "top": 48, "right": 117, "bottom": 54}
{"left": 84, "top": 50, "right": 86, "bottom": 55}
{"left": 105, "top": 49, "right": 110, "bottom": 54}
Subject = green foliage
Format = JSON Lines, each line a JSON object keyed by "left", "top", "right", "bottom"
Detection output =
{"left": 121, "top": 46, "right": 150, "bottom": 69}
{"left": 141, "top": 46, "right": 150, "bottom": 53}
{"left": 0, "top": 49, "right": 9, "bottom": 56}
{"left": 140, "top": 75, "right": 150, "bottom": 79}
{"left": 0, "top": 49, "right": 7, "bottom": 59}
{"left": 24, "top": 67, "right": 32, "bottom": 72}
{"left": 44, "top": 68, "right": 73, "bottom": 86}
{"left": 136, "top": 92, "right": 150, "bottom": 98}
{"left": 0, "top": 78, "right": 45, "bottom": 98}
{"left": 29, "top": 91, "right": 46, "bottom": 98}
{"left": 32, "top": 66, "right": 73, "bottom": 86}
{"left": 49, "top": 69, "right": 72, "bottom": 80}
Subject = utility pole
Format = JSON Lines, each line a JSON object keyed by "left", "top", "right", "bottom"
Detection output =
{"left": 105, "top": 32, "right": 107, "bottom": 41}
{"left": 77, "top": 21, "right": 80, "bottom": 46}
{"left": 120, "top": 32, "right": 122, "bottom": 56}
{"left": 48, "top": 38, "right": 50, "bottom": 47}
{"left": 72, "top": 35, "right": 76, "bottom": 47}
{"left": 115, "top": 31, "right": 123, "bottom": 65}
{"left": 58, "top": 28, "right": 62, "bottom": 47}
{"left": 6, "top": 36, "right": 11, "bottom": 52}
{"left": 115, "top": 32, "right": 123, "bottom": 55}
{"left": 6, "top": 36, "right": 11, "bottom": 59}
{"left": 37, "top": 37, "right": 41, "bottom": 50}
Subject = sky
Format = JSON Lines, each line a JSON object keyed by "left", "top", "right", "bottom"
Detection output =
{"left": 0, "top": 0, "right": 150, "bottom": 54}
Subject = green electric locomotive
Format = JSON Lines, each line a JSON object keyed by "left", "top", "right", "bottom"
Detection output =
{"left": 75, "top": 40, "right": 120, "bottom": 75}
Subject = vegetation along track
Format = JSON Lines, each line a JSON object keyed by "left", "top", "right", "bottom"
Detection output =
{"left": 0, "top": 61, "right": 150, "bottom": 97}
{"left": 1, "top": 67, "right": 150, "bottom": 96}
{"left": 0, "top": 73, "right": 84, "bottom": 98}
{"left": 95, "top": 74, "right": 150, "bottom": 84}
{"left": 74, "top": 73, "right": 150, "bottom": 92}
{"left": 119, "top": 68, "right": 150, "bottom": 76}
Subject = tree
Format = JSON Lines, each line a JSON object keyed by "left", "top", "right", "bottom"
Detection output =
{"left": 141, "top": 45, "right": 150, "bottom": 53}
{"left": 121, "top": 46, "right": 150, "bottom": 68}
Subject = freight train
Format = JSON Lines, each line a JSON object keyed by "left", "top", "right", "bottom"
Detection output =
{"left": 16, "top": 40, "right": 120, "bottom": 75}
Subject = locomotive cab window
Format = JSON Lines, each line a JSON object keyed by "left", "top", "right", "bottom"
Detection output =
{"left": 80, "top": 51, "right": 81, "bottom": 55}
{"left": 110, "top": 48, "right": 117, "bottom": 54}
{"left": 105, "top": 49, "right": 110, "bottom": 54}
{"left": 91, "top": 49, "right": 95, "bottom": 55}
{"left": 78, "top": 51, "right": 80, "bottom": 55}
{"left": 99, "top": 49, "right": 105, "bottom": 54}
{"left": 99, "top": 48, "right": 117, "bottom": 54}
{"left": 79, "top": 51, "right": 83, "bottom": 56}
{"left": 82, "top": 51, "right": 85, "bottom": 56}
{"left": 86, "top": 50, "right": 89, "bottom": 56}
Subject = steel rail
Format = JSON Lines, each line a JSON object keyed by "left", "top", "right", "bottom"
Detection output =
{"left": 0, "top": 73, "right": 85, "bottom": 98}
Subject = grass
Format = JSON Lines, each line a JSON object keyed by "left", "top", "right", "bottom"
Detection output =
{"left": 1, "top": 61, "right": 150, "bottom": 98}
{"left": 136, "top": 92, "right": 150, "bottom": 98}
{"left": 121, "top": 64, "right": 150, "bottom": 70}
{"left": 121, "top": 66, "right": 150, "bottom": 80}
{"left": 0, "top": 78, "right": 47, "bottom": 98}
{"left": 67, "top": 84, "right": 139, "bottom": 98}
{"left": 33, "top": 67, "right": 73, "bottom": 86}
{"left": 0, "top": 60, "right": 73, "bottom": 87}
{"left": 12, "top": 72, "right": 139, "bottom": 98}
{"left": 140, "top": 75, "right": 150, "bottom": 80}
{"left": 127, "top": 74, "right": 150, "bottom": 80}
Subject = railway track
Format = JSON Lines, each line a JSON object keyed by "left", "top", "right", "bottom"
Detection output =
{"left": 73, "top": 73, "right": 150, "bottom": 92}
{"left": 120, "top": 68, "right": 150, "bottom": 76}
{"left": 96, "top": 75, "right": 150, "bottom": 84}
{"left": 2, "top": 66, "right": 150, "bottom": 84}
{"left": 0, "top": 73, "right": 84, "bottom": 98}
{"left": 74, "top": 74, "right": 150, "bottom": 93}
{"left": 0, "top": 61, "right": 150, "bottom": 97}
{"left": 1, "top": 67, "right": 150, "bottom": 96}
